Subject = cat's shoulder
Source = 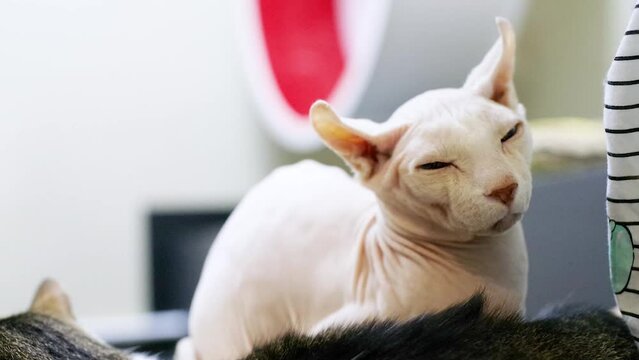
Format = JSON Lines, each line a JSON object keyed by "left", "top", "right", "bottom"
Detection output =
{"left": 239, "top": 160, "right": 371, "bottom": 211}
{"left": 273, "top": 160, "right": 350, "bottom": 179}
{"left": 259, "top": 160, "right": 357, "bottom": 191}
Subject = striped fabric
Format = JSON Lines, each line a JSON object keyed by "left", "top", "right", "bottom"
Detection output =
{"left": 606, "top": 2, "right": 639, "bottom": 345}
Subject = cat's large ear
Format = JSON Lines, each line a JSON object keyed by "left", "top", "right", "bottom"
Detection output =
{"left": 29, "top": 279, "right": 76, "bottom": 323}
{"left": 311, "top": 100, "right": 406, "bottom": 179}
{"left": 463, "top": 17, "right": 518, "bottom": 110}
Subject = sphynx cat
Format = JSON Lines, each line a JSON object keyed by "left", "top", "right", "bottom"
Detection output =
{"left": 177, "top": 18, "right": 532, "bottom": 360}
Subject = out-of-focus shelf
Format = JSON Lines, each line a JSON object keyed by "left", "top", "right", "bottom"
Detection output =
{"left": 81, "top": 309, "right": 187, "bottom": 356}
{"left": 530, "top": 117, "right": 605, "bottom": 174}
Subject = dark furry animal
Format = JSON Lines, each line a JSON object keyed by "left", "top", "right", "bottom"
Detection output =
{"left": 0, "top": 279, "right": 144, "bottom": 360}
{"left": 245, "top": 295, "right": 639, "bottom": 360}
{"left": 3, "top": 282, "right": 637, "bottom": 360}
{"left": 0, "top": 312, "right": 128, "bottom": 360}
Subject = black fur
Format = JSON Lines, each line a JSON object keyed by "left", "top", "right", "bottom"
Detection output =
{"left": 245, "top": 295, "right": 639, "bottom": 360}
{"left": 0, "top": 312, "right": 128, "bottom": 360}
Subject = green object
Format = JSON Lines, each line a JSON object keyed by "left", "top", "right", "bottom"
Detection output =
{"left": 610, "top": 220, "right": 635, "bottom": 294}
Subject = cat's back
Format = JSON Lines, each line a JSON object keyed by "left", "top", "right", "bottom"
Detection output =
{"left": 196, "top": 159, "right": 375, "bottom": 302}
{"left": 253, "top": 159, "right": 369, "bottom": 207}
{"left": 188, "top": 161, "right": 376, "bottom": 359}
{"left": 217, "top": 160, "right": 374, "bottom": 251}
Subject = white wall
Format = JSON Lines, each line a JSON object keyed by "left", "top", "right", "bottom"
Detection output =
{"left": 0, "top": 0, "right": 274, "bottom": 316}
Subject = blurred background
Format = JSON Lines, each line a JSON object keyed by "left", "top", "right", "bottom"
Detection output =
{"left": 0, "top": 0, "right": 635, "bottom": 352}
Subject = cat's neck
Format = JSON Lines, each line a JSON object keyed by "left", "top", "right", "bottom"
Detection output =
{"left": 364, "top": 202, "right": 521, "bottom": 270}
{"left": 354, "top": 204, "right": 527, "bottom": 314}
{"left": 374, "top": 203, "right": 474, "bottom": 245}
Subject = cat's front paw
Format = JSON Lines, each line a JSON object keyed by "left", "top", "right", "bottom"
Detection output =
{"left": 174, "top": 337, "right": 198, "bottom": 360}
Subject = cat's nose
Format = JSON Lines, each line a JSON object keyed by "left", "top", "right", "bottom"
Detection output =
{"left": 487, "top": 182, "right": 518, "bottom": 206}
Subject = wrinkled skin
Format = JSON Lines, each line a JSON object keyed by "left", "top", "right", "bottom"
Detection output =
{"left": 179, "top": 18, "right": 532, "bottom": 360}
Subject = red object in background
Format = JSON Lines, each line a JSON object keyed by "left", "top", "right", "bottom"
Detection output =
{"left": 240, "top": 0, "right": 389, "bottom": 151}
{"left": 259, "top": 0, "right": 345, "bottom": 116}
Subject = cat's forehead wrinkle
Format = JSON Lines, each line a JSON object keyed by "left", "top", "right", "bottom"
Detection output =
{"left": 398, "top": 131, "right": 455, "bottom": 168}
{"left": 402, "top": 118, "right": 469, "bottom": 153}
{"left": 390, "top": 88, "right": 518, "bottom": 128}
{"left": 397, "top": 109, "right": 519, "bottom": 167}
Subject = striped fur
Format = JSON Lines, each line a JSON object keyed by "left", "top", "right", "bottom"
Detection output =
{"left": 245, "top": 295, "right": 639, "bottom": 360}
{"left": 0, "top": 312, "right": 129, "bottom": 360}
{"left": 0, "top": 280, "right": 156, "bottom": 360}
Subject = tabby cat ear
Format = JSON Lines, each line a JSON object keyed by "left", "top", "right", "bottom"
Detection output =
{"left": 463, "top": 17, "right": 518, "bottom": 110}
{"left": 311, "top": 100, "right": 406, "bottom": 179}
{"left": 29, "top": 279, "right": 76, "bottom": 323}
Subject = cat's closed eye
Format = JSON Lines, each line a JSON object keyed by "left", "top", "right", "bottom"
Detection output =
{"left": 501, "top": 124, "right": 520, "bottom": 143}
{"left": 418, "top": 162, "right": 451, "bottom": 170}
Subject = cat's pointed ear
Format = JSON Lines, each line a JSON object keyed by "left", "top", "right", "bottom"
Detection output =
{"left": 29, "top": 279, "right": 76, "bottom": 323}
{"left": 311, "top": 100, "right": 406, "bottom": 179}
{"left": 463, "top": 17, "right": 518, "bottom": 110}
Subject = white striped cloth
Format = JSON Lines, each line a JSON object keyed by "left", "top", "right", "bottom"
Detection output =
{"left": 606, "top": 1, "right": 639, "bottom": 345}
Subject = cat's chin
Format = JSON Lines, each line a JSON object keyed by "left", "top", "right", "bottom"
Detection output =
{"left": 489, "top": 213, "right": 522, "bottom": 233}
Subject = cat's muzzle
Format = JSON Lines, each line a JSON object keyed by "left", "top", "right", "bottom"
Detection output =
{"left": 491, "top": 213, "right": 522, "bottom": 232}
